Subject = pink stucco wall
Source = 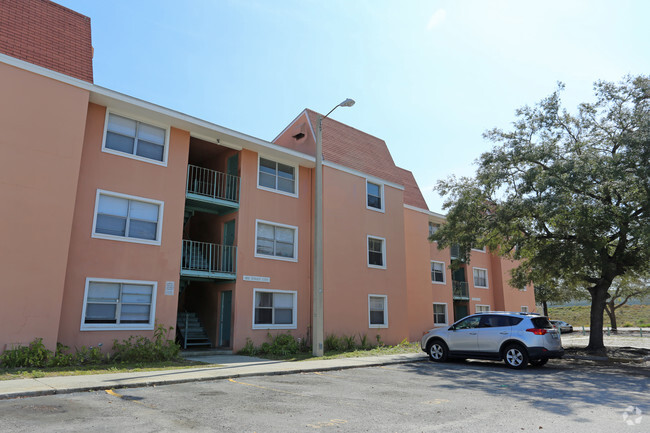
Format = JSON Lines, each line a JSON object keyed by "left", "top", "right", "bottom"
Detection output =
{"left": 230, "top": 149, "right": 313, "bottom": 350}
{"left": 56, "top": 103, "right": 189, "bottom": 349}
{"left": 0, "top": 62, "right": 89, "bottom": 352}
{"left": 322, "top": 167, "right": 409, "bottom": 345}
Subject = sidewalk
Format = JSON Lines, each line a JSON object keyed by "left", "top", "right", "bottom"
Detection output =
{"left": 0, "top": 353, "right": 425, "bottom": 400}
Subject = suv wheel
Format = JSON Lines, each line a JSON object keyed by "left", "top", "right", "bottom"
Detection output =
{"left": 503, "top": 344, "right": 529, "bottom": 369}
{"left": 427, "top": 340, "right": 448, "bottom": 362}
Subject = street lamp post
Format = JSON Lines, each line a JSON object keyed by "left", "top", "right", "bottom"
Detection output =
{"left": 313, "top": 98, "right": 355, "bottom": 357}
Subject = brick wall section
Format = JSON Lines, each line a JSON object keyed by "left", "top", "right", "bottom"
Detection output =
{"left": 0, "top": 0, "right": 93, "bottom": 82}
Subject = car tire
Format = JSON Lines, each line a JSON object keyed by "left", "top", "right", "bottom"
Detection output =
{"left": 529, "top": 358, "right": 548, "bottom": 367}
{"left": 427, "top": 340, "right": 449, "bottom": 362}
{"left": 503, "top": 344, "right": 529, "bottom": 369}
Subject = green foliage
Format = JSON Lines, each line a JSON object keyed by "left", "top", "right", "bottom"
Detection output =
{"left": 0, "top": 338, "right": 50, "bottom": 368}
{"left": 432, "top": 75, "right": 650, "bottom": 348}
{"left": 238, "top": 338, "right": 258, "bottom": 356}
{"left": 237, "top": 333, "right": 307, "bottom": 357}
{"left": 112, "top": 325, "right": 180, "bottom": 363}
{"left": 324, "top": 334, "right": 344, "bottom": 352}
{"left": 359, "top": 334, "right": 371, "bottom": 350}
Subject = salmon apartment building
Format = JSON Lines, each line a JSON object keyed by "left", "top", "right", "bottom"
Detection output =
{"left": 0, "top": 0, "right": 535, "bottom": 354}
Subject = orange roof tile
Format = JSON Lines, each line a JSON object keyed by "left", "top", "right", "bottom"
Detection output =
{"left": 273, "top": 109, "right": 429, "bottom": 210}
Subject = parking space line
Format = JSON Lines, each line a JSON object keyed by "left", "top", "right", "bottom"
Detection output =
{"left": 104, "top": 389, "right": 156, "bottom": 409}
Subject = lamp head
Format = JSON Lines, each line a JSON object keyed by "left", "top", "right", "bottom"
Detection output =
{"left": 339, "top": 98, "right": 355, "bottom": 107}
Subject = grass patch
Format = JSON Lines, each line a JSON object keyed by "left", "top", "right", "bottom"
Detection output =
{"left": 242, "top": 335, "right": 420, "bottom": 362}
{"left": 0, "top": 359, "right": 209, "bottom": 381}
{"left": 548, "top": 304, "right": 650, "bottom": 328}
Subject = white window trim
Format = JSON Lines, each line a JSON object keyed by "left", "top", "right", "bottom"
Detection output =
{"left": 521, "top": 306, "right": 529, "bottom": 313}
{"left": 367, "top": 235, "right": 387, "bottom": 269}
{"left": 256, "top": 155, "right": 299, "bottom": 198}
{"left": 475, "top": 304, "right": 491, "bottom": 313}
{"left": 91, "top": 189, "right": 164, "bottom": 246}
{"left": 472, "top": 267, "right": 489, "bottom": 289}
{"left": 368, "top": 294, "right": 388, "bottom": 328}
{"left": 254, "top": 219, "right": 298, "bottom": 262}
{"left": 252, "top": 288, "right": 297, "bottom": 330}
{"left": 101, "top": 110, "right": 170, "bottom": 167}
{"left": 433, "top": 302, "right": 448, "bottom": 327}
{"left": 471, "top": 247, "right": 486, "bottom": 252}
{"left": 365, "top": 179, "right": 385, "bottom": 213}
{"left": 80, "top": 277, "right": 157, "bottom": 331}
{"left": 430, "top": 260, "right": 446, "bottom": 285}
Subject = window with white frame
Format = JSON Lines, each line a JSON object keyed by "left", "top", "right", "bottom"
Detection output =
{"left": 431, "top": 261, "right": 446, "bottom": 284}
{"left": 93, "top": 190, "right": 163, "bottom": 244}
{"left": 255, "top": 220, "right": 297, "bottom": 261}
{"left": 476, "top": 304, "right": 490, "bottom": 313}
{"left": 428, "top": 222, "right": 440, "bottom": 236}
{"left": 473, "top": 267, "right": 489, "bottom": 288}
{"left": 367, "top": 236, "right": 386, "bottom": 268}
{"left": 104, "top": 113, "right": 167, "bottom": 163}
{"left": 472, "top": 246, "right": 486, "bottom": 252}
{"left": 433, "top": 303, "right": 447, "bottom": 325}
{"left": 253, "top": 289, "right": 297, "bottom": 328}
{"left": 258, "top": 157, "right": 297, "bottom": 195}
{"left": 369, "top": 295, "right": 387, "bottom": 327}
{"left": 81, "top": 278, "right": 156, "bottom": 330}
{"left": 521, "top": 306, "right": 529, "bottom": 313}
{"left": 366, "top": 181, "right": 383, "bottom": 211}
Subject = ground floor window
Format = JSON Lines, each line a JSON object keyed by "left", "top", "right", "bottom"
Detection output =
{"left": 433, "top": 303, "right": 447, "bottom": 325}
{"left": 475, "top": 304, "right": 490, "bottom": 313}
{"left": 253, "top": 289, "right": 297, "bottom": 329}
{"left": 368, "top": 295, "right": 388, "bottom": 327}
{"left": 521, "top": 306, "right": 529, "bottom": 313}
{"left": 81, "top": 278, "right": 156, "bottom": 330}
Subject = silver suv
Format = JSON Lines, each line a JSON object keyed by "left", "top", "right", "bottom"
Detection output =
{"left": 420, "top": 312, "right": 564, "bottom": 369}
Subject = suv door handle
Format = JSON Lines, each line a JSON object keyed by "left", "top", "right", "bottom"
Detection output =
{"left": 499, "top": 332, "right": 508, "bottom": 335}
{"left": 469, "top": 332, "right": 477, "bottom": 335}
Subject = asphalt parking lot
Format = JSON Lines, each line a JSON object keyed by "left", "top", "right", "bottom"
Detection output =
{"left": 1, "top": 358, "right": 647, "bottom": 433}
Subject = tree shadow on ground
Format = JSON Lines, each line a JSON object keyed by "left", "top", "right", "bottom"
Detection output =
{"left": 399, "top": 358, "right": 650, "bottom": 418}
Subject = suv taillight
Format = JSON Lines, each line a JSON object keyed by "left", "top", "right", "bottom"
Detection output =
{"left": 526, "top": 328, "right": 548, "bottom": 335}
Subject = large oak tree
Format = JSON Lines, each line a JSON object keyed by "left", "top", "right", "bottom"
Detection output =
{"left": 432, "top": 75, "right": 650, "bottom": 352}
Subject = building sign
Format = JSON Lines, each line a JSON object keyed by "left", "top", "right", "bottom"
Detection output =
{"left": 165, "top": 281, "right": 174, "bottom": 296}
{"left": 471, "top": 297, "right": 481, "bottom": 301}
{"left": 243, "top": 275, "right": 270, "bottom": 283}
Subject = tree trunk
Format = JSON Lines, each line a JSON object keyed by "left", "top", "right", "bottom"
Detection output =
{"left": 604, "top": 301, "right": 618, "bottom": 333}
{"left": 542, "top": 301, "right": 548, "bottom": 317}
{"left": 586, "top": 284, "right": 610, "bottom": 353}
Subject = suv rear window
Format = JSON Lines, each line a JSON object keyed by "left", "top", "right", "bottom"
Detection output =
{"left": 530, "top": 317, "right": 554, "bottom": 329}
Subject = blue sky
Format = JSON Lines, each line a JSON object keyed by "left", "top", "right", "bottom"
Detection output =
{"left": 56, "top": 0, "right": 650, "bottom": 213}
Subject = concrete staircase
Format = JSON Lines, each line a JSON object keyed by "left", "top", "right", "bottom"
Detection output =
{"left": 177, "top": 312, "right": 211, "bottom": 349}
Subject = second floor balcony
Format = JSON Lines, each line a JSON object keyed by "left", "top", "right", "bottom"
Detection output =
{"left": 185, "top": 164, "right": 240, "bottom": 215}
{"left": 452, "top": 281, "right": 469, "bottom": 300}
{"left": 181, "top": 240, "right": 237, "bottom": 280}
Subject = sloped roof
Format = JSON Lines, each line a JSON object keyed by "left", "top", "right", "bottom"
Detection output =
{"left": 273, "top": 109, "right": 430, "bottom": 210}
{"left": 395, "top": 167, "right": 429, "bottom": 210}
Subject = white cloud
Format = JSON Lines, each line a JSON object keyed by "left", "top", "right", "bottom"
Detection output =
{"left": 427, "top": 9, "right": 446, "bottom": 30}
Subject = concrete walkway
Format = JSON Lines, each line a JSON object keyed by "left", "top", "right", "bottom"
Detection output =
{"left": 0, "top": 353, "right": 425, "bottom": 400}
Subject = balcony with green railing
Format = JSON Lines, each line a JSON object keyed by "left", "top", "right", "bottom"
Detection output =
{"left": 452, "top": 281, "right": 469, "bottom": 300}
{"left": 185, "top": 164, "right": 240, "bottom": 215}
{"left": 181, "top": 239, "right": 236, "bottom": 280}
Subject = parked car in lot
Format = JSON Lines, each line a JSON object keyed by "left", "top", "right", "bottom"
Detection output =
{"left": 421, "top": 311, "right": 564, "bottom": 369}
{"left": 550, "top": 320, "right": 573, "bottom": 333}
